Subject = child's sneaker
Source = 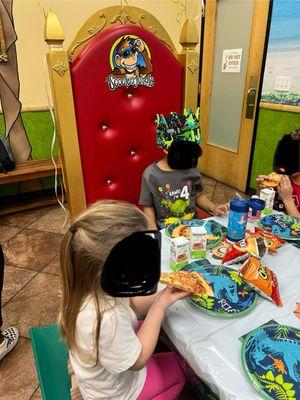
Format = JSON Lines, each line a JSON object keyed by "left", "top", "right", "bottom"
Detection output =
{"left": 0, "top": 327, "right": 19, "bottom": 360}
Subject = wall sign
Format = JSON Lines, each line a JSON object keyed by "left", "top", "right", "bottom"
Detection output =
{"left": 106, "top": 35, "right": 154, "bottom": 91}
{"left": 222, "top": 48, "right": 242, "bottom": 73}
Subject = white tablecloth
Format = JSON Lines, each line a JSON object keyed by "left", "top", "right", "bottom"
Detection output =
{"left": 160, "top": 215, "right": 300, "bottom": 400}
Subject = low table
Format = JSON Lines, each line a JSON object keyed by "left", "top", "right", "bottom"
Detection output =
{"left": 160, "top": 215, "right": 300, "bottom": 400}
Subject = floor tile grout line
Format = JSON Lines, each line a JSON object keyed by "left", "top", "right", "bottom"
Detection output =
{"left": 6, "top": 226, "right": 65, "bottom": 236}
{"left": 26, "top": 205, "right": 56, "bottom": 230}
{"left": 2, "top": 270, "right": 40, "bottom": 308}
{"left": 0, "top": 204, "right": 59, "bottom": 232}
{"left": 29, "top": 385, "right": 40, "bottom": 400}
{"left": 2, "top": 260, "right": 61, "bottom": 308}
{"left": 40, "top": 252, "right": 60, "bottom": 276}
{"left": 4, "top": 264, "right": 42, "bottom": 272}
{"left": 2, "top": 251, "right": 61, "bottom": 307}
{"left": 1, "top": 224, "right": 28, "bottom": 245}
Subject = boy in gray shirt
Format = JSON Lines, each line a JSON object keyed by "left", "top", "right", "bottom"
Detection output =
{"left": 139, "top": 110, "right": 229, "bottom": 229}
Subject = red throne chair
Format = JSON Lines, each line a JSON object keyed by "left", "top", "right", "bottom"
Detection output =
{"left": 45, "top": 6, "right": 200, "bottom": 218}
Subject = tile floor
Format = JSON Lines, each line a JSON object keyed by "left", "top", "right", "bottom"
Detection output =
{"left": 0, "top": 177, "right": 245, "bottom": 400}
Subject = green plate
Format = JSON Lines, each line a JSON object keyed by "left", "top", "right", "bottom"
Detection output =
{"left": 241, "top": 323, "right": 300, "bottom": 400}
{"left": 166, "top": 219, "right": 226, "bottom": 249}
{"left": 184, "top": 262, "right": 258, "bottom": 318}
{"left": 258, "top": 214, "right": 300, "bottom": 241}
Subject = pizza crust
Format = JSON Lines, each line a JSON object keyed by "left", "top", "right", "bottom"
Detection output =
{"left": 172, "top": 225, "right": 190, "bottom": 239}
{"left": 160, "top": 271, "right": 214, "bottom": 296}
{"left": 261, "top": 172, "right": 282, "bottom": 188}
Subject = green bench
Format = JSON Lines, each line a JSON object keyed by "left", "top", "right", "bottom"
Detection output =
{"left": 30, "top": 324, "right": 71, "bottom": 400}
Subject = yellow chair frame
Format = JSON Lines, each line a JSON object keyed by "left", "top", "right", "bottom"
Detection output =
{"left": 44, "top": 5, "right": 200, "bottom": 219}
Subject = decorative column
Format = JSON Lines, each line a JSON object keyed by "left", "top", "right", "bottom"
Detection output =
{"left": 45, "top": 11, "right": 86, "bottom": 218}
{"left": 178, "top": 17, "right": 200, "bottom": 110}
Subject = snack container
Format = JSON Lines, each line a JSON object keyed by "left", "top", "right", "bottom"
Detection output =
{"left": 190, "top": 226, "right": 207, "bottom": 259}
{"left": 260, "top": 188, "right": 275, "bottom": 215}
{"left": 170, "top": 236, "right": 190, "bottom": 271}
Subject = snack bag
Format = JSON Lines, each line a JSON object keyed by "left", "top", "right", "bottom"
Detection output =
{"left": 238, "top": 256, "right": 282, "bottom": 307}
{"left": 222, "top": 243, "right": 248, "bottom": 265}
{"left": 222, "top": 236, "right": 268, "bottom": 265}
{"left": 251, "top": 227, "right": 285, "bottom": 253}
{"left": 234, "top": 236, "right": 268, "bottom": 258}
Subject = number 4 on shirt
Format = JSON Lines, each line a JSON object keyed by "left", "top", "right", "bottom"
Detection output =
{"left": 180, "top": 186, "right": 189, "bottom": 200}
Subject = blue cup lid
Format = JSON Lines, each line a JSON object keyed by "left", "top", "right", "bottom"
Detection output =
{"left": 248, "top": 198, "right": 265, "bottom": 215}
{"left": 230, "top": 199, "right": 249, "bottom": 213}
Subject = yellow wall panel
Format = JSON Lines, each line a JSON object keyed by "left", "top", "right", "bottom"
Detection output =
{"left": 13, "top": 0, "right": 199, "bottom": 108}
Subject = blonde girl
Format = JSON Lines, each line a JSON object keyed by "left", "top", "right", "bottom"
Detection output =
{"left": 60, "top": 200, "right": 187, "bottom": 400}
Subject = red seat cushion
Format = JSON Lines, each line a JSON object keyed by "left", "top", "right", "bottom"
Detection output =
{"left": 70, "top": 24, "right": 183, "bottom": 205}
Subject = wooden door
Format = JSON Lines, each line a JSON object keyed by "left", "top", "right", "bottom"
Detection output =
{"left": 199, "top": 0, "right": 270, "bottom": 192}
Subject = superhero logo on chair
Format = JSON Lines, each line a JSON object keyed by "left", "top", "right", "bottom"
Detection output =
{"left": 106, "top": 35, "right": 154, "bottom": 91}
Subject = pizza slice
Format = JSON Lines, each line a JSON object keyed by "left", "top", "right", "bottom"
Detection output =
{"left": 160, "top": 271, "right": 214, "bottom": 296}
{"left": 206, "top": 234, "right": 220, "bottom": 242}
{"left": 172, "top": 225, "right": 190, "bottom": 239}
{"left": 261, "top": 172, "right": 282, "bottom": 188}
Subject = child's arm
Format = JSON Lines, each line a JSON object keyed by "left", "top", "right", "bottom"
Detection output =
{"left": 131, "top": 292, "right": 160, "bottom": 318}
{"left": 130, "top": 286, "right": 189, "bottom": 371}
{"left": 196, "top": 192, "right": 229, "bottom": 216}
{"left": 142, "top": 206, "right": 158, "bottom": 230}
{"left": 277, "top": 176, "right": 300, "bottom": 218}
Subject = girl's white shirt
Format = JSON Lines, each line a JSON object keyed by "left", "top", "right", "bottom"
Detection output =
{"left": 70, "top": 295, "right": 146, "bottom": 400}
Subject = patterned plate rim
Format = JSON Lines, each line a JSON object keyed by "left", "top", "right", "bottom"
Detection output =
{"left": 165, "top": 219, "right": 224, "bottom": 249}
{"left": 241, "top": 323, "right": 300, "bottom": 400}
{"left": 188, "top": 266, "right": 258, "bottom": 318}
{"left": 258, "top": 218, "right": 300, "bottom": 241}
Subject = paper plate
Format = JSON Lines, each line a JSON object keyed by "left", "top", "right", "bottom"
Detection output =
{"left": 258, "top": 214, "right": 300, "bottom": 241}
{"left": 242, "top": 323, "right": 300, "bottom": 400}
{"left": 166, "top": 219, "right": 225, "bottom": 249}
{"left": 184, "top": 262, "right": 258, "bottom": 318}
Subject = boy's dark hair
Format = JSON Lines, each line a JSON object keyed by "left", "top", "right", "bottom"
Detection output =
{"left": 273, "top": 128, "right": 300, "bottom": 175}
{"left": 167, "top": 140, "right": 202, "bottom": 170}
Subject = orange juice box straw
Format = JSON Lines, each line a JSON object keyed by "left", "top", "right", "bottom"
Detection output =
{"left": 190, "top": 226, "right": 207, "bottom": 259}
{"left": 170, "top": 236, "right": 190, "bottom": 271}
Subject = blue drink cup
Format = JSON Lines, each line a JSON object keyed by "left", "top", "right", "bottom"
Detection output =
{"left": 227, "top": 199, "right": 249, "bottom": 242}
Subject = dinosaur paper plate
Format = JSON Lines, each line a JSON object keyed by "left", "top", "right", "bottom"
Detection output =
{"left": 258, "top": 214, "right": 300, "bottom": 241}
{"left": 184, "top": 262, "right": 258, "bottom": 318}
{"left": 242, "top": 323, "right": 300, "bottom": 400}
{"left": 166, "top": 219, "right": 225, "bottom": 249}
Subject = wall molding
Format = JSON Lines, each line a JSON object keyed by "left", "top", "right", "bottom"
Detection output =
{"left": 0, "top": 105, "right": 50, "bottom": 114}
{"left": 259, "top": 102, "right": 300, "bottom": 114}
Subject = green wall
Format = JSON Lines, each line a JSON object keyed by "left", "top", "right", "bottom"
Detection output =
{"left": 249, "top": 108, "right": 300, "bottom": 189}
{"left": 0, "top": 110, "right": 59, "bottom": 196}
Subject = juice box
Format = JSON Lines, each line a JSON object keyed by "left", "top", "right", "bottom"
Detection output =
{"left": 260, "top": 188, "right": 275, "bottom": 215}
{"left": 190, "top": 226, "right": 207, "bottom": 259}
{"left": 170, "top": 236, "right": 190, "bottom": 271}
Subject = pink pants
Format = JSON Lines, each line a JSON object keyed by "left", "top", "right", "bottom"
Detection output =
{"left": 137, "top": 352, "right": 186, "bottom": 400}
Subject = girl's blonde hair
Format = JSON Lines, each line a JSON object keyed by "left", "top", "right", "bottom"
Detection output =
{"left": 59, "top": 200, "right": 148, "bottom": 363}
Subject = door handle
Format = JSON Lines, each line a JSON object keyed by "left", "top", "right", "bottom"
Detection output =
{"left": 246, "top": 76, "right": 258, "bottom": 119}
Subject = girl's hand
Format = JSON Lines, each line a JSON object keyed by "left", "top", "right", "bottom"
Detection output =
{"left": 277, "top": 175, "right": 293, "bottom": 200}
{"left": 256, "top": 175, "right": 268, "bottom": 191}
{"left": 213, "top": 203, "right": 229, "bottom": 216}
{"left": 154, "top": 285, "right": 190, "bottom": 312}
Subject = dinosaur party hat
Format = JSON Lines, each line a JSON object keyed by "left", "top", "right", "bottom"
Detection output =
{"left": 155, "top": 108, "right": 201, "bottom": 150}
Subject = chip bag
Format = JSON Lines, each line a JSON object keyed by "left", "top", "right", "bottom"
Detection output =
{"left": 222, "top": 236, "right": 268, "bottom": 265}
{"left": 238, "top": 256, "right": 282, "bottom": 307}
{"left": 250, "top": 227, "right": 285, "bottom": 253}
